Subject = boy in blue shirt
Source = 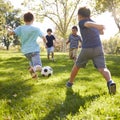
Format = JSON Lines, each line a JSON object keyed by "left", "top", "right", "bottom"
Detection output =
{"left": 66, "top": 26, "right": 82, "bottom": 62}
{"left": 66, "top": 7, "right": 116, "bottom": 94}
{"left": 8, "top": 12, "right": 46, "bottom": 79}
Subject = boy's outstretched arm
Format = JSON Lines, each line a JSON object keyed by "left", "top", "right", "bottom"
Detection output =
{"left": 84, "top": 22, "right": 105, "bottom": 35}
{"left": 6, "top": 26, "right": 15, "bottom": 35}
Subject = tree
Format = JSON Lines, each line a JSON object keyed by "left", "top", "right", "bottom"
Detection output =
{"left": 0, "top": 0, "right": 22, "bottom": 50}
{"left": 94, "top": 0, "right": 120, "bottom": 32}
{"left": 0, "top": 0, "right": 12, "bottom": 36}
{"left": 22, "top": 0, "right": 82, "bottom": 51}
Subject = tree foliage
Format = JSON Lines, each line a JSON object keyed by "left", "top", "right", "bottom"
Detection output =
{"left": 102, "top": 33, "right": 120, "bottom": 54}
{"left": 95, "top": 0, "right": 120, "bottom": 32}
{"left": 0, "top": 0, "right": 12, "bottom": 35}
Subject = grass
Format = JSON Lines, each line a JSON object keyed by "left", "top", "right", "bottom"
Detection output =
{"left": 0, "top": 50, "right": 120, "bottom": 120}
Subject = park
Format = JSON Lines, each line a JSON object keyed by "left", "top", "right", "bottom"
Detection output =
{"left": 0, "top": 0, "right": 120, "bottom": 120}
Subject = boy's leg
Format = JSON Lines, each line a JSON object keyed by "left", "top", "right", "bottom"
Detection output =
{"left": 73, "top": 48, "right": 78, "bottom": 62}
{"left": 51, "top": 47, "right": 55, "bottom": 61}
{"left": 66, "top": 48, "right": 88, "bottom": 87}
{"left": 69, "top": 48, "right": 73, "bottom": 59}
{"left": 98, "top": 68, "right": 111, "bottom": 82}
{"left": 66, "top": 64, "right": 80, "bottom": 87}
{"left": 32, "top": 52, "right": 42, "bottom": 72}
{"left": 93, "top": 47, "right": 116, "bottom": 94}
{"left": 98, "top": 68, "right": 116, "bottom": 94}
{"left": 69, "top": 64, "right": 80, "bottom": 83}
{"left": 47, "top": 53, "right": 50, "bottom": 60}
{"left": 25, "top": 53, "right": 38, "bottom": 79}
{"left": 47, "top": 48, "right": 50, "bottom": 60}
{"left": 51, "top": 52, "right": 54, "bottom": 60}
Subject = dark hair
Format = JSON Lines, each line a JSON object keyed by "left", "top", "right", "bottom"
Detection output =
{"left": 72, "top": 26, "right": 78, "bottom": 31}
{"left": 78, "top": 7, "right": 90, "bottom": 17}
{"left": 47, "top": 28, "right": 52, "bottom": 33}
{"left": 24, "top": 12, "right": 34, "bottom": 22}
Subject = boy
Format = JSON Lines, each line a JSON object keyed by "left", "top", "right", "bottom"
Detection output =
{"left": 46, "top": 28, "right": 56, "bottom": 61}
{"left": 8, "top": 12, "right": 46, "bottom": 79}
{"left": 66, "top": 26, "right": 82, "bottom": 62}
{"left": 66, "top": 7, "right": 116, "bottom": 94}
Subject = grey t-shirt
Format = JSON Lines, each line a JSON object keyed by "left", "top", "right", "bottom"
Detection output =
{"left": 69, "top": 34, "right": 82, "bottom": 48}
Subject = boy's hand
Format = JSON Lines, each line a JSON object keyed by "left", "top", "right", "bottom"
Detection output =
{"left": 98, "top": 25, "right": 105, "bottom": 35}
{"left": 6, "top": 26, "right": 14, "bottom": 35}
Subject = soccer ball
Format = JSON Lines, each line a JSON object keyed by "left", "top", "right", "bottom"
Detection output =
{"left": 41, "top": 66, "right": 53, "bottom": 77}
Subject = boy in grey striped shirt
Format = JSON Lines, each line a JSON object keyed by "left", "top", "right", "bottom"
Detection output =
{"left": 66, "top": 26, "right": 82, "bottom": 62}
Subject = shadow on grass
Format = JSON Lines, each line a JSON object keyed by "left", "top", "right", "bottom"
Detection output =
{"left": 0, "top": 78, "right": 34, "bottom": 102}
{"left": 42, "top": 88, "right": 100, "bottom": 120}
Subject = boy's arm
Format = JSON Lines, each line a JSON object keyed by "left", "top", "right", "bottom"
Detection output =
{"left": 7, "top": 27, "right": 15, "bottom": 35}
{"left": 66, "top": 40, "right": 70, "bottom": 45}
{"left": 84, "top": 22, "right": 105, "bottom": 35}
{"left": 42, "top": 36, "right": 47, "bottom": 47}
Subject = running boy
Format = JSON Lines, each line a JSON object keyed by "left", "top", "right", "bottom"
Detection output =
{"left": 66, "top": 7, "right": 116, "bottom": 94}
{"left": 46, "top": 28, "right": 56, "bottom": 61}
{"left": 8, "top": 12, "right": 46, "bottom": 79}
{"left": 66, "top": 26, "right": 82, "bottom": 62}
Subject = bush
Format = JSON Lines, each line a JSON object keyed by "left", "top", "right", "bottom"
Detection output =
{"left": 102, "top": 33, "right": 120, "bottom": 54}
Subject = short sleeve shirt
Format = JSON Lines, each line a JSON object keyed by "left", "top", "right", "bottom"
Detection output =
{"left": 79, "top": 19, "right": 101, "bottom": 48}
{"left": 14, "top": 25, "right": 44, "bottom": 54}
{"left": 46, "top": 35, "right": 55, "bottom": 47}
{"left": 69, "top": 34, "right": 82, "bottom": 48}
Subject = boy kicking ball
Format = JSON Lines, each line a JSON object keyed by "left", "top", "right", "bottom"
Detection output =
{"left": 8, "top": 12, "right": 46, "bottom": 79}
{"left": 66, "top": 7, "right": 116, "bottom": 94}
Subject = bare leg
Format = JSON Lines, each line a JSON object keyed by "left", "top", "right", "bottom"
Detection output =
{"left": 98, "top": 68, "right": 111, "bottom": 82}
{"left": 52, "top": 52, "right": 54, "bottom": 59}
{"left": 69, "top": 64, "right": 80, "bottom": 83}
{"left": 47, "top": 54, "right": 50, "bottom": 60}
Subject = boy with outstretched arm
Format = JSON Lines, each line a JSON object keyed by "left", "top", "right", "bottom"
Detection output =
{"left": 66, "top": 7, "right": 116, "bottom": 94}
{"left": 8, "top": 12, "right": 46, "bottom": 79}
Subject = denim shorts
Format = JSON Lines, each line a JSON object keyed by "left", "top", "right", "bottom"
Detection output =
{"left": 76, "top": 46, "right": 106, "bottom": 68}
{"left": 25, "top": 52, "right": 42, "bottom": 67}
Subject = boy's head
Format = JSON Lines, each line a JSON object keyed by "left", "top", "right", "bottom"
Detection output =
{"left": 72, "top": 26, "right": 78, "bottom": 35}
{"left": 78, "top": 7, "right": 90, "bottom": 21}
{"left": 24, "top": 12, "right": 34, "bottom": 23}
{"left": 47, "top": 28, "right": 52, "bottom": 35}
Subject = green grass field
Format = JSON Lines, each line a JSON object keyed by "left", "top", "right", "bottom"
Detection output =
{"left": 0, "top": 50, "right": 120, "bottom": 120}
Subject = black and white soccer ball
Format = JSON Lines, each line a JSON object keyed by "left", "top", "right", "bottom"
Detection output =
{"left": 41, "top": 66, "right": 53, "bottom": 77}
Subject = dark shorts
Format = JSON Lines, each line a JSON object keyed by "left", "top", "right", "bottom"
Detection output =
{"left": 76, "top": 46, "right": 106, "bottom": 68}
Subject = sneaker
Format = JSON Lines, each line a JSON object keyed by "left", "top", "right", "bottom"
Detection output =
{"left": 29, "top": 67, "right": 38, "bottom": 79}
{"left": 52, "top": 58, "right": 55, "bottom": 62}
{"left": 107, "top": 80, "right": 116, "bottom": 94}
{"left": 66, "top": 81, "right": 73, "bottom": 88}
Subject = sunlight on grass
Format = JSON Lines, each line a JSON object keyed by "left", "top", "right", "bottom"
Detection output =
{"left": 0, "top": 51, "right": 120, "bottom": 120}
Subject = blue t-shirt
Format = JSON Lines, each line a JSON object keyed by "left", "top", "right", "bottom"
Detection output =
{"left": 69, "top": 34, "right": 82, "bottom": 48}
{"left": 14, "top": 25, "right": 44, "bottom": 54}
{"left": 46, "top": 35, "right": 55, "bottom": 48}
{"left": 79, "top": 19, "right": 101, "bottom": 48}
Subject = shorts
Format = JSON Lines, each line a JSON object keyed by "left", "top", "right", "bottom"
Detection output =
{"left": 69, "top": 48, "right": 78, "bottom": 59}
{"left": 76, "top": 46, "right": 106, "bottom": 68}
{"left": 47, "top": 46, "right": 54, "bottom": 54}
{"left": 25, "top": 52, "right": 42, "bottom": 67}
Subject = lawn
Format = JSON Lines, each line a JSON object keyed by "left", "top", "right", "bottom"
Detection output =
{"left": 0, "top": 50, "right": 120, "bottom": 120}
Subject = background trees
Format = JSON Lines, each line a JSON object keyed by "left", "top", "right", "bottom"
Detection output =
{"left": 0, "top": 0, "right": 22, "bottom": 50}
{"left": 22, "top": 0, "right": 82, "bottom": 51}
{"left": 94, "top": 0, "right": 120, "bottom": 32}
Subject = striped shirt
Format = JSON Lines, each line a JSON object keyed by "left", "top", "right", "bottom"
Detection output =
{"left": 69, "top": 34, "right": 82, "bottom": 48}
